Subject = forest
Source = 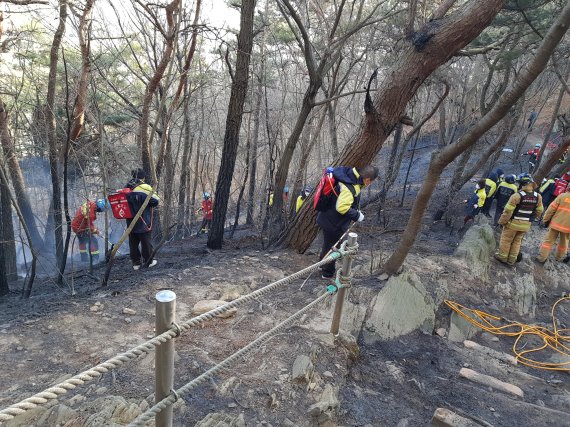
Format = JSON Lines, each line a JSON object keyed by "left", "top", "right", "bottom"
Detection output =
{"left": 0, "top": 0, "right": 569, "bottom": 298}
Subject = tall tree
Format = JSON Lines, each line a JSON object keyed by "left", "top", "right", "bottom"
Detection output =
{"left": 383, "top": 1, "right": 570, "bottom": 274}
{"left": 278, "top": 0, "right": 507, "bottom": 252}
{"left": 0, "top": 100, "right": 44, "bottom": 249}
{"left": 45, "top": 0, "right": 68, "bottom": 269}
{"left": 207, "top": 0, "right": 256, "bottom": 249}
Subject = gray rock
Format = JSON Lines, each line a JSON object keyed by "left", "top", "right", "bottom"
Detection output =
{"left": 307, "top": 384, "right": 339, "bottom": 422}
{"left": 337, "top": 332, "right": 359, "bottom": 361}
{"left": 455, "top": 220, "right": 495, "bottom": 281}
{"left": 82, "top": 396, "right": 141, "bottom": 426}
{"left": 195, "top": 412, "right": 246, "bottom": 427}
{"left": 291, "top": 355, "right": 313, "bottom": 383}
{"left": 364, "top": 270, "right": 436, "bottom": 341}
{"left": 36, "top": 404, "right": 78, "bottom": 427}
{"left": 192, "top": 300, "right": 237, "bottom": 318}
{"left": 448, "top": 310, "right": 479, "bottom": 342}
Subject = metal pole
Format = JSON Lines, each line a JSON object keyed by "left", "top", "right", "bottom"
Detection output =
{"left": 155, "top": 290, "right": 176, "bottom": 427}
{"left": 330, "top": 232, "right": 358, "bottom": 335}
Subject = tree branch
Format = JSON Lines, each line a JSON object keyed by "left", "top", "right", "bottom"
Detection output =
{"left": 429, "top": 0, "right": 457, "bottom": 21}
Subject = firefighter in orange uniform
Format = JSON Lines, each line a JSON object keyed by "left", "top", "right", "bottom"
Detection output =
{"left": 536, "top": 182, "right": 570, "bottom": 263}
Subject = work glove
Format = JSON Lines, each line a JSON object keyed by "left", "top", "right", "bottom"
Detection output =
{"left": 357, "top": 211, "right": 365, "bottom": 222}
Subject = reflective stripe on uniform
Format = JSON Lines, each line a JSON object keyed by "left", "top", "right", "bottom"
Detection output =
{"left": 551, "top": 221, "right": 570, "bottom": 233}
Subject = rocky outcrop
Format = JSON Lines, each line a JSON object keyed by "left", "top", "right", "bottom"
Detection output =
{"left": 195, "top": 412, "right": 246, "bottom": 427}
{"left": 454, "top": 217, "right": 495, "bottom": 282}
{"left": 363, "top": 270, "right": 436, "bottom": 342}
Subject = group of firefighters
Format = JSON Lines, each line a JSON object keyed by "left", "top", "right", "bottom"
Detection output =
{"left": 71, "top": 157, "right": 570, "bottom": 274}
{"left": 71, "top": 170, "right": 314, "bottom": 269}
{"left": 464, "top": 167, "right": 570, "bottom": 266}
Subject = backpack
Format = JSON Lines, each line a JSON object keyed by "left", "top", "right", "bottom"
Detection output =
{"left": 108, "top": 188, "right": 133, "bottom": 219}
{"left": 554, "top": 178, "right": 568, "bottom": 197}
{"left": 313, "top": 167, "right": 356, "bottom": 212}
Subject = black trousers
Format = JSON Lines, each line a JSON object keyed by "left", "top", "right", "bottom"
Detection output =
{"left": 319, "top": 227, "right": 345, "bottom": 277}
{"left": 129, "top": 232, "right": 153, "bottom": 266}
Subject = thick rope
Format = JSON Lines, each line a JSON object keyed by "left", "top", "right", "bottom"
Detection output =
{"left": 445, "top": 298, "right": 570, "bottom": 371}
{"left": 128, "top": 289, "right": 335, "bottom": 426}
{"left": 0, "top": 249, "right": 354, "bottom": 422}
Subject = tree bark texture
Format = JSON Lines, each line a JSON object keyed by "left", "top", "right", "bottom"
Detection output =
{"left": 383, "top": 2, "right": 570, "bottom": 274}
{"left": 0, "top": 166, "right": 16, "bottom": 284}
{"left": 207, "top": 0, "right": 256, "bottom": 249}
{"left": 246, "top": 74, "right": 263, "bottom": 225}
{"left": 0, "top": 100, "right": 44, "bottom": 249}
{"left": 280, "top": 0, "right": 507, "bottom": 252}
{"left": 46, "top": 0, "right": 67, "bottom": 268}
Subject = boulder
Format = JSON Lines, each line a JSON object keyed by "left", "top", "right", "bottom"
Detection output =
{"left": 364, "top": 270, "right": 436, "bottom": 342}
{"left": 291, "top": 355, "right": 314, "bottom": 383}
{"left": 192, "top": 300, "right": 237, "bottom": 318}
{"left": 448, "top": 311, "right": 479, "bottom": 342}
{"left": 455, "top": 219, "right": 495, "bottom": 282}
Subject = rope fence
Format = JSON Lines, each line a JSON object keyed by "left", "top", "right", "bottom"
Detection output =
{"left": 0, "top": 237, "right": 359, "bottom": 424}
{"left": 129, "top": 288, "right": 337, "bottom": 426}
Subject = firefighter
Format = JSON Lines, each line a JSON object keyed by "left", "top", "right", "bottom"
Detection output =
{"left": 464, "top": 179, "right": 487, "bottom": 225}
{"left": 125, "top": 168, "right": 160, "bottom": 270}
{"left": 481, "top": 171, "right": 500, "bottom": 217}
{"left": 539, "top": 175, "right": 558, "bottom": 210}
{"left": 197, "top": 192, "right": 213, "bottom": 235}
{"left": 317, "top": 165, "right": 378, "bottom": 279}
{"left": 493, "top": 174, "right": 518, "bottom": 225}
{"left": 295, "top": 186, "right": 312, "bottom": 213}
{"left": 495, "top": 173, "right": 543, "bottom": 265}
{"left": 536, "top": 182, "right": 570, "bottom": 263}
{"left": 71, "top": 199, "right": 106, "bottom": 262}
{"left": 523, "top": 143, "right": 541, "bottom": 173}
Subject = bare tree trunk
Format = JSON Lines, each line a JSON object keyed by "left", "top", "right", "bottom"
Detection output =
{"left": 327, "top": 101, "right": 339, "bottom": 158}
{"left": 46, "top": 0, "right": 67, "bottom": 272}
{"left": 177, "top": 96, "right": 193, "bottom": 237}
{"left": 268, "top": 82, "right": 321, "bottom": 239}
{"left": 0, "top": 100, "right": 44, "bottom": 250}
{"left": 383, "top": 4, "right": 570, "bottom": 274}
{"left": 207, "top": 0, "right": 256, "bottom": 249}
{"left": 0, "top": 160, "right": 36, "bottom": 298}
{"left": 140, "top": 0, "right": 181, "bottom": 179}
{"left": 0, "top": 166, "right": 16, "bottom": 284}
{"left": 59, "top": 0, "right": 95, "bottom": 280}
{"left": 535, "top": 83, "right": 566, "bottom": 170}
{"left": 438, "top": 98, "right": 447, "bottom": 148}
{"left": 246, "top": 73, "right": 263, "bottom": 225}
{"left": 535, "top": 136, "right": 570, "bottom": 182}
{"left": 279, "top": 0, "right": 505, "bottom": 252}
